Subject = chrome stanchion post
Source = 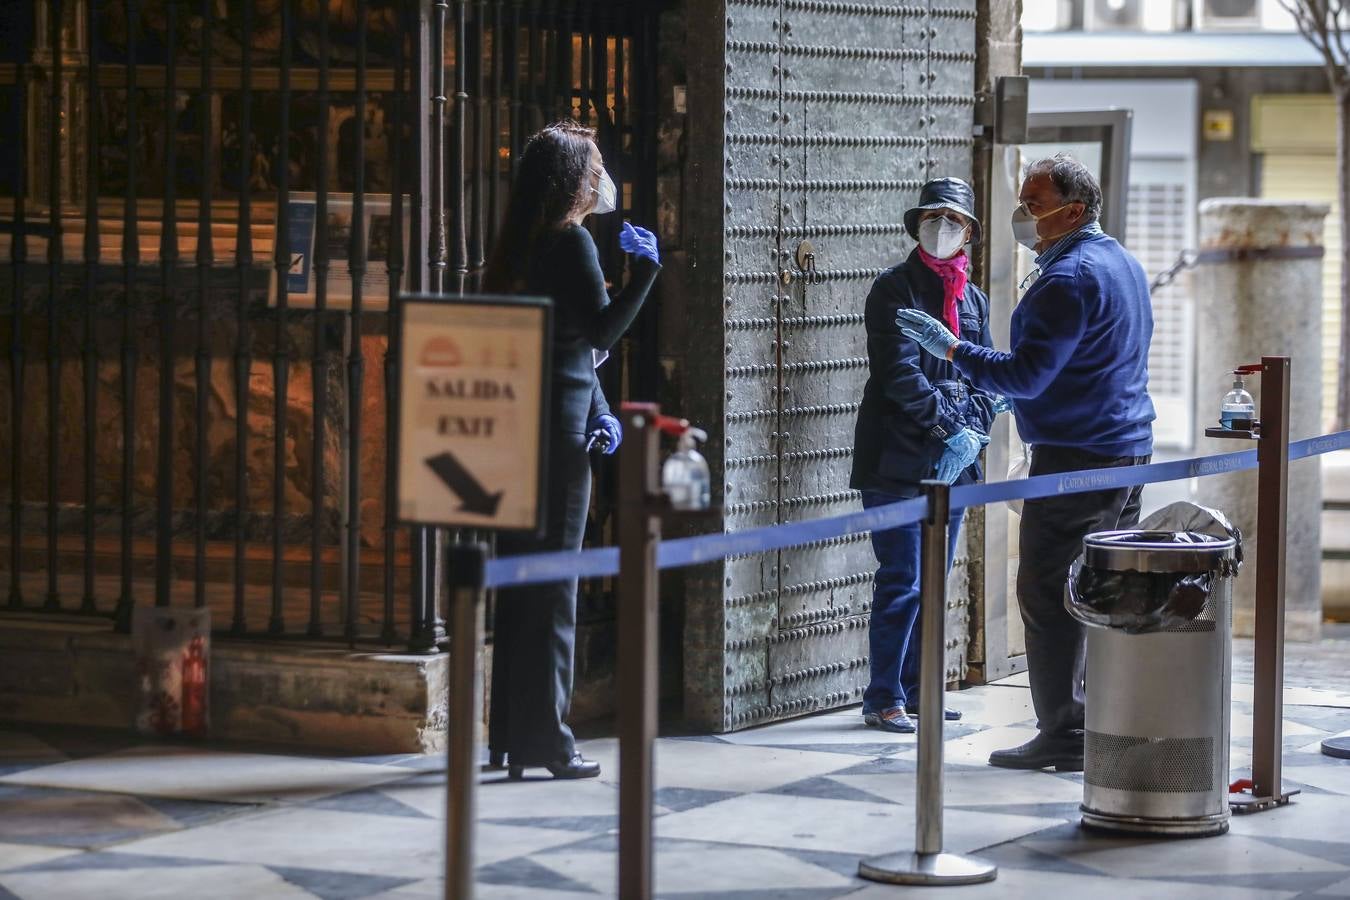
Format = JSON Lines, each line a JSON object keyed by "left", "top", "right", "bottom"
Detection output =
{"left": 859, "top": 481, "right": 997, "bottom": 886}
{"left": 444, "top": 542, "right": 487, "bottom": 900}
{"left": 915, "top": 479, "right": 948, "bottom": 857}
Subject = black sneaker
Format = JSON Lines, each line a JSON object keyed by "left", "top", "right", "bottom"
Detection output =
{"left": 862, "top": 707, "right": 917, "bottom": 734}
{"left": 988, "top": 733, "right": 1084, "bottom": 771}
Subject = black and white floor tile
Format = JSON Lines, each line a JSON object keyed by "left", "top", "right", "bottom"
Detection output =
{"left": 2, "top": 673, "right": 1349, "bottom": 898}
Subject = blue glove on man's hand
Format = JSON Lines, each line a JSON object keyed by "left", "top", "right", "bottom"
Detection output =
{"left": 586, "top": 413, "right": 623, "bottom": 455}
{"left": 619, "top": 222, "right": 660, "bottom": 265}
{"left": 990, "top": 395, "right": 1012, "bottom": 416}
{"left": 896, "top": 308, "right": 959, "bottom": 360}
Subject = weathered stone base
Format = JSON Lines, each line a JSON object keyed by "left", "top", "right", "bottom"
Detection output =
{"left": 0, "top": 615, "right": 458, "bottom": 755}
{"left": 1233, "top": 607, "right": 1323, "bottom": 644}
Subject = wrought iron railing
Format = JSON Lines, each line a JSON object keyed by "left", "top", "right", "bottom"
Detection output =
{"left": 0, "top": 0, "right": 659, "bottom": 649}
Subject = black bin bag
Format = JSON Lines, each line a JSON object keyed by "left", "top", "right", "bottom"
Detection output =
{"left": 1065, "top": 502, "right": 1242, "bottom": 634}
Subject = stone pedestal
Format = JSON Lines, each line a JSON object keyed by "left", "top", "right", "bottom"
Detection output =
{"left": 1, "top": 618, "right": 453, "bottom": 754}
{"left": 1193, "top": 199, "right": 1327, "bottom": 641}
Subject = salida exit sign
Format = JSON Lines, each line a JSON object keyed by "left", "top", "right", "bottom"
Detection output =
{"left": 396, "top": 294, "right": 552, "bottom": 533}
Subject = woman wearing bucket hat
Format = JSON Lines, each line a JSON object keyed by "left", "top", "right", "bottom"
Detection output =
{"left": 849, "top": 177, "right": 1009, "bottom": 733}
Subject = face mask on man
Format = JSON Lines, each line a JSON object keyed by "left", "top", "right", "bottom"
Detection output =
{"left": 591, "top": 168, "right": 618, "bottom": 215}
{"left": 917, "top": 216, "right": 968, "bottom": 260}
{"left": 1011, "top": 202, "right": 1075, "bottom": 251}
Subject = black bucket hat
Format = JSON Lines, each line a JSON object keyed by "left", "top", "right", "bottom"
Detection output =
{"left": 903, "top": 177, "right": 981, "bottom": 244}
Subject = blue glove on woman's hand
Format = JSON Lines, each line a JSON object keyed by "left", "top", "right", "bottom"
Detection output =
{"left": 896, "top": 308, "right": 959, "bottom": 360}
{"left": 934, "top": 446, "right": 964, "bottom": 484}
{"left": 586, "top": 413, "right": 622, "bottom": 455}
{"left": 935, "top": 427, "right": 986, "bottom": 483}
{"left": 990, "top": 395, "right": 1012, "bottom": 415}
{"left": 619, "top": 222, "right": 660, "bottom": 265}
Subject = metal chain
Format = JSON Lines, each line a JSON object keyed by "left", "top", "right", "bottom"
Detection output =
{"left": 1149, "top": 248, "right": 1198, "bottom": 294}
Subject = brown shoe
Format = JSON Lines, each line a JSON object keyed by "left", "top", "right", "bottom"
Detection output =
{"left": 862, "top": 707, "right": 916, "bottom": 734}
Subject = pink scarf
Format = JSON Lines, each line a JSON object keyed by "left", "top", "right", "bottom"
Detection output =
{"left": 917, "top": 247, "right": 969, "bottom": 335}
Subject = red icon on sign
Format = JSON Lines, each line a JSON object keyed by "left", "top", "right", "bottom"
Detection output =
{"left": 420, "top": 336, "right": 462, "bottom": 367}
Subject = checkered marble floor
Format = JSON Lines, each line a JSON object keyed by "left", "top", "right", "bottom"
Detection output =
{"left": 3, "top": 659, "right": 1350, "bottom": 899}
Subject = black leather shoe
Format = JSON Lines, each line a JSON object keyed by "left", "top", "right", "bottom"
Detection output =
{"left": 905, "top": 705, "right": 963, "bottom": 721}
{"left": 487, "top": 750, "right": 507, "bottom": 769}
{"left": 508, "top": 752, "right": 601, "bottom": 780}
{"left": 988, "top": 734, "right": 1084, "bottom": 772}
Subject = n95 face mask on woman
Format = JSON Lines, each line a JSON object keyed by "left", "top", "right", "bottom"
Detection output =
{"left": 591, "top": 168, "right": 617, "bottom": 215}
{"left": 918, "top": 216, "right": 967, "bottom": 259}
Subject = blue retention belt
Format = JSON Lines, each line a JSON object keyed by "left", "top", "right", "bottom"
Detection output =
{"left": 483, "top": 429, "right": 1350, "bottom": 589}
{"left": 950, "top": 448, "right": 1258, "bottom": 509}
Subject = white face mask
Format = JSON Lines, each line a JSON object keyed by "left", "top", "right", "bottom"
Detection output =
{"left": 1011, "top": 202, "right": 1073, "bottom": 251}
{"left": 590, "top": 168, "right": 617, "bottom": 216}
{"left": 918, "top": 216, "right": 968, "bottom": 259}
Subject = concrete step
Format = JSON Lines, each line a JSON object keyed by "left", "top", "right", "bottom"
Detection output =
{"left": 0, "top": 615, "right": 457, "bottom": 754}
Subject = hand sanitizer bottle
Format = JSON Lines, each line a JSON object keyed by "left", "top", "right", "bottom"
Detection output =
{"left": 1220, "top": 371, "right": 1256, "bottom": 430}
{"left": 663, "top": 427, "right": 711, "bottom": 511}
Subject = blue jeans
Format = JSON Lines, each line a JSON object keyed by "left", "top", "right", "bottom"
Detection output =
{"left": 860, "top": 490, "right": 965, "bottom": 714}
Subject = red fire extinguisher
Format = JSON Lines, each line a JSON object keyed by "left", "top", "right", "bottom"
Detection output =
{"left": 180, "top": 636, "right": 208, "bottom": 737}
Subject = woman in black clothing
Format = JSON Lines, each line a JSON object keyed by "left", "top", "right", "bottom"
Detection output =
{"left": 483, "top": 121, "right": 661, "bottom": 780}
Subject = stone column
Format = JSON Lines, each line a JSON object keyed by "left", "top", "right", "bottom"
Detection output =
{"left": 1192, "top": 199, "right": 1327, "bottom": 641}
{"left": 966, "top": 0, "right": 1023, "bottom": 685}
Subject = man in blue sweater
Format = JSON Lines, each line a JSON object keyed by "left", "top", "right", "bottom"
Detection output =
{"left": 898, "top": 154, "right": 1155, "bottom": 771}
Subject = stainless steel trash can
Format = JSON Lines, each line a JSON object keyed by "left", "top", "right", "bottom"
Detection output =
{"left": 1076, "top": 530, "right": 1238, "bottom": 837}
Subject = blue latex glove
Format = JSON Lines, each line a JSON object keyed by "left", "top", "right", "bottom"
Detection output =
{"left": 896, "top": 308, "right": 959, "bottom": 359}
{"left": 939, "top": 427, "right": 986, "bottom": 482}
{"left": 990, "top": 395, "right": 1012, "bottom": 415}
{"left": 586, "top": 413, "right": 622, "bottom": 455}
{"left": 934, "top": 446, "right": 965, "bottom": 484}
{"left": 619, "top": 222, "right": 660, "bottom": 265}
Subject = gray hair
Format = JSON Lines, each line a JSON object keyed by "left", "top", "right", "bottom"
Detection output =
{"left": 1026, "top": 153, "right": 1102, "bottom": 223}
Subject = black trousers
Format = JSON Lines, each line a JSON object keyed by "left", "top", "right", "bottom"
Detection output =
{"left": 1017, "top": 445, "right": 1149, "bottom": 740}
{"left": 489, "top": 430, "right": 592, "bottom": 765}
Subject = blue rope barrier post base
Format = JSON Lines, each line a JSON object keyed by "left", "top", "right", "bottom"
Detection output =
{"left": 1323, "top": 737, "right": 1350, "bottom": 760}
{"left": 859, "top": 852, "right": 1000, "bottom": 887}
{"left": 859, "top": 481, "right": 997, "bottom": 887}
{"left": 444, "top": 542, "right": 487, "bottom": 900}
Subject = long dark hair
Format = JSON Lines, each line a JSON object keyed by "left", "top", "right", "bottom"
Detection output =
{"left": 483, "top": 121, "right": 596, "bottom": 292}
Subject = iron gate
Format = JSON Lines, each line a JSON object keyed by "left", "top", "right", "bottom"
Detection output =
{"left": 708, "top": 0, "right": 976, "bottom": 730}
{"left": 0, "top": 0, "right": 660, "bottom": 648}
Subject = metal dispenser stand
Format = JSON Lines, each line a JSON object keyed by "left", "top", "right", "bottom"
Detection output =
{"left": 1204, "top": 356, "right": 1300, "bottom": 813}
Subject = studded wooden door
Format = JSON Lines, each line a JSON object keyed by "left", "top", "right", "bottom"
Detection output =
{"left": 714, "top": 0, "right": 976, "bottom": 731}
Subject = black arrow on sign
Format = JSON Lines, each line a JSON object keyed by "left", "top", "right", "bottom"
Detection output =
{"left": 425, "top": 451, "right": 504, "bottom": 517}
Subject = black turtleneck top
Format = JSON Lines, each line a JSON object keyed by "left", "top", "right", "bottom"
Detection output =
{"left": 525, "top": 224, "right": 661, "bottom": 434}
